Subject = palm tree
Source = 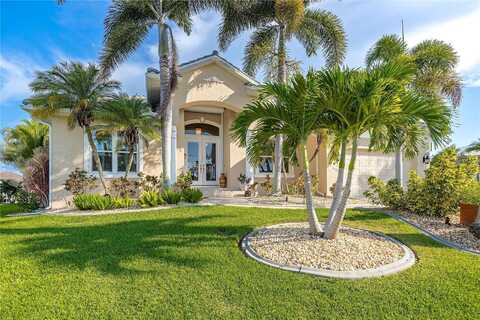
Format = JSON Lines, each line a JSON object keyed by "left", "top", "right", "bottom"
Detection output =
{"left": 100, "top": 0, "right": 213, "bottom": 186}
{"left": 219, "top": 0, "right": 346, "bottom": 194}
{"left": 465, "top": 139, "right": 480, "bottom": 153}
{"left": 318, "top": 62, "right": 452, "bottom": 239}
{"left": 366, "top": 34, "right": 462, "bottom": 186}
{"left": 26, "top": 62, "right": 120, "bottom": 193}
{"left": 1, "top": 120, "right": 49, "bottom": 169}
{"left": 232, "top": 72, "right": 323, "bottom": 234}
{"left": 94, "top": 94, "right": 162, "bottom": 178}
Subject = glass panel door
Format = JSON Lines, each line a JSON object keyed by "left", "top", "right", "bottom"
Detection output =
{"left": 187, "top": 142, "right": 200, "bottom": 183}
{"left": 204, "top": 142, "right": 217, "bottom": 183}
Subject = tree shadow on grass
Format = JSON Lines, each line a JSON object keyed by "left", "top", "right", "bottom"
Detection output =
{"left": 0, "top": 213, "right": 253, "bottom": 276}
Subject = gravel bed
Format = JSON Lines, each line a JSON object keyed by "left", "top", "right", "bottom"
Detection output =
{"left": 248, "top": 223, "right": 405, "bottom": 272}
{"left": 397, "top": 212, "right": 480, "bottom": 253}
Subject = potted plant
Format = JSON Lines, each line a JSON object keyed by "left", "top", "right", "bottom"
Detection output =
{"left": 460, "top": 183, "right": 480, "bottom": 225}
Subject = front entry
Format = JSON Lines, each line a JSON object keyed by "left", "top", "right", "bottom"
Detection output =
{"left": 185, "top": 123, "right": 221, "bottom": 186}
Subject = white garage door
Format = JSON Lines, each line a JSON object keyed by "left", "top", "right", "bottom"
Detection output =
{"left": 349, "top": 151, "right": 396, "bottom": 198}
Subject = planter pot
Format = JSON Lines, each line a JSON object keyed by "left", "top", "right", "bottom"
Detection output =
{"left": 459, "top": 203, "right": 479, "bottom": 225}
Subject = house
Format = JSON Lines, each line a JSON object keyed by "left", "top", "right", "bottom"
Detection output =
{"left": 34, "top": 51, "right": 429, "bottom": 209}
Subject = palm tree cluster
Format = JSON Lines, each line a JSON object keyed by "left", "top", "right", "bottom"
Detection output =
{"left": 366, "top": 35, "right": 462, "bottom": 185}
{"left": 219, "top": 0, "right": 346, "bottom": 193}
{"left": 25, "top": 61, "right": 162, "bottom": 194}
{"left": 233, "top": 60, "right": 452, "bottom": 238}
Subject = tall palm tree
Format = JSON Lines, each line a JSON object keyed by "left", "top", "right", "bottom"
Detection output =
{"left": 219, "top": 0, "right": 346, "bottom": 194}
{"left": 318, "top": 62, "right": 452, "bottom": 239}
{"left": 26, "top": 62, "right": 120, "bottom": 193}
{"left": 232, "top": 72, "right": 323, "bottom": 234}
{"left": 100, "top": 0, "right": 213, "bottom": 186}
{"left": 94, "top": 94, "right": 162, "bottom": 178}
{"left": 366, "top": 34, "right": 462, "bottom": 186}
{"left": 1, "top": 120, "right": 49, "bottom": 170}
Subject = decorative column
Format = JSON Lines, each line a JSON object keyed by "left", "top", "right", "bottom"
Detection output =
{"left": 171, "top": 125, "right": 177, "bottom": 184}
{"left": 245, "top": 129, "right": 254, "bottom": 186}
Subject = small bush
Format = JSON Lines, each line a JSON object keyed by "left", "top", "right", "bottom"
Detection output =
{"left": 260, "top": 175, "right": 272, "bottom": 194}
{"left": 461, "top": 182, "right": 480, "bottom": 206}
{"left": 182, "top": 188, "right": 203, "bottom": 203}
{"left": 138, "top": 172, "right": 163, "bottom": 193}
{"left": 111, "top": 196, "right": 136, "bottom": 209}
{"left": 73, "top": 194, "right": 113, "bottom": 210}
{"left": 14, "top": 189, "right": 40, "bottom": 211}
{"left": 288, "top": 175, "right": 319, "bottom": 195}
{"left": 364, "top": 177, "right": 405, "bottom": 209}
{"left": 109, "top": 177, "right": 139, "bottom": 198}
{"left": 364, "top": 147, "right": 480, "bottom": 217}
{"left": 64, "top": 168, "right": 97, "bottom": 195}
{"left": 175, "top": 171, "right": 192, "bottom": 191}
{"left": 138, "top": 191, "right": 164, "bottom": 208}
{"left": 161, "top": 189, "right": 182, "bottom": 204}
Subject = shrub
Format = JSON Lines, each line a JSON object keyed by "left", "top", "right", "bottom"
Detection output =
{"left": 260, "top": 175, "right": 272, "bottom": 194}
{"left": 161, "top": 189, "right": 182, "bottom": 204}
{"left": 111, "top": 196, "right": 136, "bottom": 209}
{"left": 418, "top": 147, "right": 478, "bottom": 217}
{"left": 138, "top": 172, "right": 163, "bottom": 193}
{"left": 404, "top": 171, "right": 426, "bottom": 214}
{"left": 288, "top": 175, "right": 319, "bottom": 195}
{"left": 138, "top": 191, "right": 164, "bottom": 208}
{"left": 175, "top": 171, "right": 192, "bottom": 191}
{"left": 364, "top": 147, "right": 480, "bottom": 217}
{"left": 364, "top": 177, "right": 405, "bottom": 209}
{"left": 109, "top": 177, "right": 139, "bottom": 198}
{"left": 64, "top": 168, "right": 97, "bottom": 195}
{"left": 23, "top": 146, "right": 49, "bottom": 207}
{"left": 14, "top": 189, "right": 40, "bottom": 211}
{"left": 73, "top": 194, "right": 113, "bottom": 210}
{"left": 0, "top": 179, "right": 21, "bottom": 203}
{"left": 181, "top": 188, "right": 203, "bottom": 203}
{"left": 460, "top": 182, "right": 480, "bottom": 206}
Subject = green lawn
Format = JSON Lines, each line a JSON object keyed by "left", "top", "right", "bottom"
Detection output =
{"left": 0, "top": 206, "right": 478, "bottom": 319}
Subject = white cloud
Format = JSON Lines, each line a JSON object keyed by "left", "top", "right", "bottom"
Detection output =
{"left": 0, "top": 56, "right": 39, "bottom": 103}
{"left": 111, "top": 62, "right": 147, "bottom": 96}
{"left": 149, "top": 13, "right": 218, "bottom": 62}
{"left": 406, "top": 6, "right": 480, "bottom": 86}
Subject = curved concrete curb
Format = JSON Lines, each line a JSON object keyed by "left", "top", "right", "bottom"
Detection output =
{"left": 381, "top": 211, "right": 480, "bottom": 256}
{"left": 240, "top": 224, "right": 416, "bottom": 280}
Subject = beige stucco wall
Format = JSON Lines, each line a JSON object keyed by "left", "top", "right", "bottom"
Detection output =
{"left": 171, "top": 60, "right": 255, "bottom": 187}
{"left": 45, "top": 114, "right": 162, "bottom": 209}
{"left": 48, "top": 116, "right": 84, "bottom": 209}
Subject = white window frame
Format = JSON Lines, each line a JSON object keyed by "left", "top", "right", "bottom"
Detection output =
{"left": 254, "top": 156, "right": 294, "bottom": 178}
{"left": 84, "top": 130, "right": 144, "bottom": 178}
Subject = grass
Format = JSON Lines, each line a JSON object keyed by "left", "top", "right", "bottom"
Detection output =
{"left": 0, "top": 206, "right": 478, "bottom": 319}
{"left": 0, "top": 203, "right": 30, "bottom": 216}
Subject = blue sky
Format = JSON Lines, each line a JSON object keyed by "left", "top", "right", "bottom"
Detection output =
{"left": 1, "top": 0, "right": 479, "bottom": 172}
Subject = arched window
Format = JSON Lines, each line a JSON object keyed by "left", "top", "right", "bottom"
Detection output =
{"left": 185, "top": 123, "right": 219, "bottom": 136}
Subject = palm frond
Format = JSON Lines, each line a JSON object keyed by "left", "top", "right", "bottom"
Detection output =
{"left": 366, "top": 34, "right": 407, "bottom": 67}
{"left": 295, "top": 9, "right": 346, "bottom": 66}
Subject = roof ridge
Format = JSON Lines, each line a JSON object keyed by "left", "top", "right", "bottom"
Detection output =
{"left": 146, "top": 50, "right": 259, "bottom": 85}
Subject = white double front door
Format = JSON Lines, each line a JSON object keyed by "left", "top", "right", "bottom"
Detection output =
{"left": 185, "top": 135, "right": 220, "bottom": 186}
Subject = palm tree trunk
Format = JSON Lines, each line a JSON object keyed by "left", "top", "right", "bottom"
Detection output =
{"left": 324, "top": 141, "right": 346, "bottom": 229}
{"left": 124, "top": 144, "right": 135, "bottom": 179}
{"left": 85, "top": 126, "right": 108, "bottom": 194}
{"left": 157, "top": 11, "right": 173, "bottom": 186}
{"left": 395, "top": 148, "right": 404, "bottom": 187}
{"left": 302, "top": 143, "right": 322, "bottom": 234}
{"left": 324, "top": 139, "right": 358, "bottom": 239}
{"left": 272, "top": 24, "right": 287, "bottom": 195}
